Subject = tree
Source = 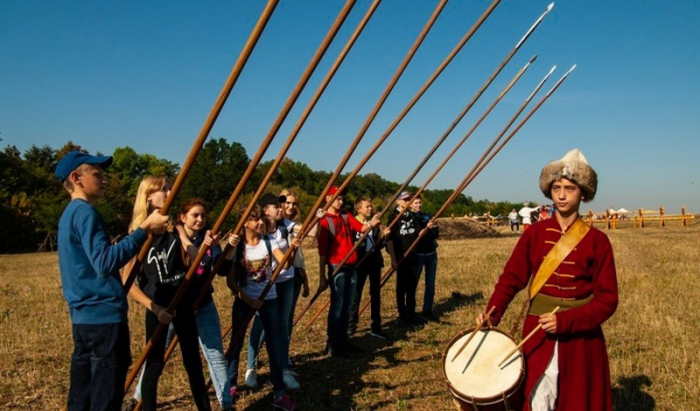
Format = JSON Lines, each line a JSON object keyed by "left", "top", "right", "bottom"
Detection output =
{"left": 179, "top": 138, "right": 250, "bottom": 224}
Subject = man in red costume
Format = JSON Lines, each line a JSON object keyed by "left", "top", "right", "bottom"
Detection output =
{"left": 478, "top": 149, "right": 618, "bottom": 410}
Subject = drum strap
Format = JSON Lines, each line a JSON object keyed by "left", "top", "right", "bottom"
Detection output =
{"left": 528, "top": 218, "right": 589, "bottom": 300}
{"left": 510, "top": 218, "right": 589, "bottom": 336}
{"left": 503, "top": 391, "right": 512, "bottom": 411}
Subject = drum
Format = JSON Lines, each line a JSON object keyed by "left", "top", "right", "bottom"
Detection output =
{"left": 442, "top": 327, "right": 525, "bottom": 411}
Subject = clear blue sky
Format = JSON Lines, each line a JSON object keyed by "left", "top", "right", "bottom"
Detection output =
{"left": 2, "top": 1, "right": 699, "bottom": 213}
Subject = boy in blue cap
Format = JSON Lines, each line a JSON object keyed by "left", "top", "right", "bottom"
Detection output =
{"left": 56, "top": 151, "right": 169, "bottom": 411}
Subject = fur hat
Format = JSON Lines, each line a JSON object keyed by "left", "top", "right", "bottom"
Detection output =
{"left": 539, "top": 149, "right": 597, "bottom": 202}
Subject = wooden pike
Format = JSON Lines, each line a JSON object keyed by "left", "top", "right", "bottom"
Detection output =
{"left": 451, "top": 306, "right": 496, "bottom": 362}
{"left": 498, "top": 306, "right": 560, "bottom": 367}
{"left": 293, "top": 0, "right": 503, "bottom": 327}
{"left": 124, "top": 0, "right": 356, "bottom": 394}
{"left": 357, "top": 64, "right": 574, "bottom": 317}
{"left": 121, "top": 0, "right": 279, "bottom": 294}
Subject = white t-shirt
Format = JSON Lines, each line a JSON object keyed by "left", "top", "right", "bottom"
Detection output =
{"left": 240, "top": 238, "right": 279, "bottom": 300}
{"left": 270, "top": 219, "right": 295, "bottom": 283}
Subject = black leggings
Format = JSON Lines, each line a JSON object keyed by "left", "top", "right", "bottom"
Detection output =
{"left": 141, "top": 304, "right": 211, "bottom": 411}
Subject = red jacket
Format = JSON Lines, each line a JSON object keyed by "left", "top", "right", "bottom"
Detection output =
{"left": 487, "top": 217, "right": 618, "bottom": 410}
{"left": 317, "top": 211, "right": 365, "bottom": 266}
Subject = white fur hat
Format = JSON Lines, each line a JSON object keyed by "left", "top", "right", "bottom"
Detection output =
{"left": 539, "top": 149, "right": 597, "bottom": 202}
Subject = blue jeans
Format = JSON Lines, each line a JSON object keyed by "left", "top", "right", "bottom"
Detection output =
{"left": 195, "top": 300, "right": 232, "bottom": 408}
{"left": 133, "top": 300, "right": 231, "bottom": 409}
{"left": 248, "top": 278, "right": 294, "bottom": 370}
{"left": 228, "top": 298, "right": 285, "bottom": 397}
{"left": 415, "top": 252, "right": 438, "bottom": 314}
{"left": 327, "top": 264, "right": 356, "bottom": 348}
{"left": 68, "top": 322, "right": 131, "bottom": 411}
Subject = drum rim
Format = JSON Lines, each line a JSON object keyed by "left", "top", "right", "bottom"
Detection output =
{"left": 441, "top": 326, "right": 525, "bottom": 404}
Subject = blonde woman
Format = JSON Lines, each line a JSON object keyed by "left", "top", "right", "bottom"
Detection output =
{"left": 122, "top": 176, "right": 211, "bottom": 411}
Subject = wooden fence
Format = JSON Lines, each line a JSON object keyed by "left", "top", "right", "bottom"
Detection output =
{"left": 583, "top": 206, "right": 694, "bottom": 229}
{"left": 632, "top": 206, "right": 695, "bottom": 228}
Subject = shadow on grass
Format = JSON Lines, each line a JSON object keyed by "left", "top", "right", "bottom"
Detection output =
{"left": 212, "top": 292, "right": 484, "bottom": 410}
{"left": 612, "top": 375, "right": 655, "bottom": 411}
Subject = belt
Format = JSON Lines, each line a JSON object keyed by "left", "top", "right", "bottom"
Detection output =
{"left": 528, "top": 293, "right": 593, "bottom": 316}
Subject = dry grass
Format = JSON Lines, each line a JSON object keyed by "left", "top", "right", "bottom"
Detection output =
{"left": 1, "top": 222, "right": 698, "bottom": 410}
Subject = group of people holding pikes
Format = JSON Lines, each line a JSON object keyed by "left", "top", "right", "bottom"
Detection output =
{"left": 55, "top": 147, "right": 616, "bottom": 411}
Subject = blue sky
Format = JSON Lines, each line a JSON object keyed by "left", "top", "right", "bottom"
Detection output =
{"left": 2, "top": 1, "right": 699, "bottom": 214}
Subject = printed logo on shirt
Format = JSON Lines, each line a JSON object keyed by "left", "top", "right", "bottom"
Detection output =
{"left": 244, "top": 255, "right": 270, "bottom": 283}
{"left": 399, "top": 219, "right": 416, "bottom": 236}
{"left": 147, "top": 240, "right": 184, "bottom": 284}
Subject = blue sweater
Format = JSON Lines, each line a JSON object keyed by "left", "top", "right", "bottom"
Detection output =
{"left": 58, "top": 199, "right": 147, "bottom": 324}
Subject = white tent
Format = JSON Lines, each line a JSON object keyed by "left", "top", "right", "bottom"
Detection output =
{"left": 616, "top": 208, "right": 630, "bottom": 214}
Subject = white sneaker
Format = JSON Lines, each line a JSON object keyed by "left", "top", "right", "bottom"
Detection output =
{"left": 283, "top": 369, "right": 300, "bottom": 390}
{"left": 245, "top": 368, "right": 258, "bottom": 389}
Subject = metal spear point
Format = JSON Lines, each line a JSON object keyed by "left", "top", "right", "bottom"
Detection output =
{"left": 297, "top": 1, "right": 556, "bottom": 326}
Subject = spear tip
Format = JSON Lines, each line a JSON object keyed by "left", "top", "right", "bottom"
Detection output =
{"left": 548, "top": 65, "right": 557, "bottom": 75}
{"left": 546, "top": 3, "right": 554, "bottom": 12}
{"left": 530, "top": 54, "right": 538, "bottom": 63}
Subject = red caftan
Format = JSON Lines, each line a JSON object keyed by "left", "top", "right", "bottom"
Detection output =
{"left": 487, "top": 217, "right": 618, "bottom": 410}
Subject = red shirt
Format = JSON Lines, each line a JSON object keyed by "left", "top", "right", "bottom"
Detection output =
{"left": 317, "top": 211, "right": 365, "bottom": 266}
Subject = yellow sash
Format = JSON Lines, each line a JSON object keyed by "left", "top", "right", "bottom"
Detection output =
{"left": 528, "top": 218, "right": 590, "bottom": 300}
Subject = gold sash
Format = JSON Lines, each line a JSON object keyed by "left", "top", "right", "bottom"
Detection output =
{"left": 528, "top": 218, "right": 589, "bottom": 300}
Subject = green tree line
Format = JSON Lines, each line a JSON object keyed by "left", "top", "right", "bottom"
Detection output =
{"left": 0, "top": 140, "right": 529, "bottom": 254}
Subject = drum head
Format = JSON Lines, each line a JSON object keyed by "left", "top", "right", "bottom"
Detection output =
{"left": 443, "top": 328, "right": 523, "bottom": 401}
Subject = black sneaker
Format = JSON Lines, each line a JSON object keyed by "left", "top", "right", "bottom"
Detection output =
{"left": 408, "top": 313, "right": 426, "bottom": 324}
{"left": 421, "top": 311, "right": 439, "bottom": 322}
{"left": 331, "top": 346, "right": 349, "bottom": 358}
{"left": 342, "top": 341, "right": 365, "bottom": 353}
{"left": 370, "top": 330, "right": 391, "bottom": 340}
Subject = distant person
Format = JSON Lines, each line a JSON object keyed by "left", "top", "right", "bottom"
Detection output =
{"left": 478, "top": 149, "right": 618, "bottom": 410}
{"left": 56, "top": 152, "right": 169, "bottom": 411}
{"left": 509, "top": 208, "right": 520, "bottom": 232}
{"left": 316, "top": 186, "right": 380, "bottom": 357}
{"left": 409, "top": 195, "right": 440, "bottom": 321}
{"left": 519, "top": 204, "right": 539, "bottom": 231}
{"left": 348, "top": 197, "right": 389, "bottom": 339}
{"left": 539, "top": 205, "right": 550, "bottom": 221}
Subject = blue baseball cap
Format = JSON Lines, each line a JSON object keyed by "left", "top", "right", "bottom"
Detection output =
{"left": 55, "top": 151, "right": 113, "bottom": 181}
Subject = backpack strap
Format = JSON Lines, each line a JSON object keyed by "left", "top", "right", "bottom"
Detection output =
{"left": 263, "top": 235, "right": 273, "bottom": 257}
{"left": 277, "top": 221, "right": 289, "bottom": 242}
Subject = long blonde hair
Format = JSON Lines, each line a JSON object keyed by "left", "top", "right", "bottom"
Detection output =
{"left": 128, "top": 175, "right": 171, "bottom": 233}
{"left": 280, "top": 188, "right": 299, "bottom": 220}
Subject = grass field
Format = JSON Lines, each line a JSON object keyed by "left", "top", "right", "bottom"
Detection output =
{"left": 1, "top": 221, "right": 698, "bottom": 410}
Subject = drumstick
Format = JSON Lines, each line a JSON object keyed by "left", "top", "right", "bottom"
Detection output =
{"left": 451, "top": 306, "right": 496, "bottom": 362}
{"left": 498, "top": 306, "right": 560, "bottom": 367}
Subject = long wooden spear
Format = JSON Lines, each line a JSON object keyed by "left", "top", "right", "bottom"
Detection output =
{"left": 298, "top": 1, "right": 556, "bottom": 327}
{"left": 133, "top": 2, "right": 382, "bottom": 401}
{"left": 224, "top": 0, "right": 451, "bottom": 360}
{"left": 121, "top": 0, "right": 279, "bottom": 294}
{"left": 60, "top": 3, "right": 279, "bottom": 411}
{"left": 302, "top": 55, "right": 538, "bottom": 329}
{"left": 357, "top": 64, "right": 575, "bottom": 317}
{"left": 292, "top": 0, "right": 503, "bottom": 326}
{"left": 122, "top": 0, "right": 357, "bottom": 394}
